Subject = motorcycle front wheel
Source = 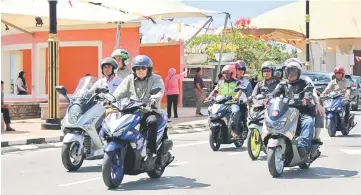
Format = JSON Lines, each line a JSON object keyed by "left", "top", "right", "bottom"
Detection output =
{"left": 267, "top": 146, "right": 284, "bottom": 178}
{"left": 61, "top": 142, "right": 84, "bottom": 171}
{"left": 247, "top": 129, "right": 262, "bottom": 160}
{"left": 102, "top": 151, "right": 124, "bottom": 189}
{"left": 209, "top": 131, "right": 221, "bottom": 151}
{"left": 326, "top": 118, "right": 336, "bottom": 137}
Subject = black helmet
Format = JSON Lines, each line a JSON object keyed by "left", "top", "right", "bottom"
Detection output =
{"left": 100, "top": 57, "right": 118, "bottom": 75}
{"left": 131, "top": 55, "right": 153, "bottom": 77}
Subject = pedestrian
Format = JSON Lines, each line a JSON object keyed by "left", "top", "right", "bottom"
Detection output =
{"left": 194, "top": 67, "right": 206, "bottom": 116}
{"left": 16, "top": 71, "right": 27, "bottom": 95}
{"left": 165, "top": 68, "right": 187, "bottom": 118}
{"left": 1, "top": 81, "right": 15, "bottom": 131}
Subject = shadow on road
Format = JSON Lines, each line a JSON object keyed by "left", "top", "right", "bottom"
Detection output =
{"left": 281, "top": 167, "right": 359, "bottom": 179}
{"left": 113, "top": 176, "right": 210, "bottom": 191}
{"left": 70, "top": 165, "right": 102, "bottom": 173}
{"left": 218, "top": 147, "right": 246, "bottom": 153}
{"left": 336, "top": 134, "right": 361, "bottom": 138}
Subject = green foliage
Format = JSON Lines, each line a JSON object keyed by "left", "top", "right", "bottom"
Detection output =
{"left": 188, "top": 29, "right": 297, "bottom": 75}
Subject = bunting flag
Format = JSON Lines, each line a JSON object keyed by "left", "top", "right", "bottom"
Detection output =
{"left": 356, "top": 56, "right": 361, "bottom": 62}
{"left": 68, "top": 0, "right": 72, "bottom": 7}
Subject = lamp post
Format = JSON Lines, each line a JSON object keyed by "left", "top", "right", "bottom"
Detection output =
{"left": 42, "top": 0, "right": 61, "bottom": 130}
{"left": 305, "top": 0, "right": 310, "bottom": 70}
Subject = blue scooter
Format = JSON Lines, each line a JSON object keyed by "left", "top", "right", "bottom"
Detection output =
{"left": 99, "top": 88, "right": 174, "bottom": 189}
{"left": 322, "top": 91, "right": 356, "bottom": 137}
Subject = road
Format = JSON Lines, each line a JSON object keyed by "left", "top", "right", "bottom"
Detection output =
{"left": 2, "top": 113, "right": 361, "bottom": 195}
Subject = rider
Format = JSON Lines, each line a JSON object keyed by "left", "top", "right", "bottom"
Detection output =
{"left": 113, "top": 55, "right": 165, "bottom": 161}
{"left": 270, "top": 59, "right": 323, "bottom": 158}
{"left": 88, "top": 57, "right": 122, "bottom": 94}
{"left": 233, "top": 60, "right": 253, "bottom": 137}
{"left": 320, "top": 66, "right": 351, "bottom": 124}
{"left": 249, "top": 61, "right": 280, "bottom": 100}
{"left": 206, "top": 65, "right": 243, "bottom": 137}
{"left": 273, "top": 64, "right": 284, "bottom": 81}
{"left": 111, "top": 48, "right": 133, "bottom": 79}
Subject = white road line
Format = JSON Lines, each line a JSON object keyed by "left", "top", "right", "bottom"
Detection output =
{"left": 58, "top": 177, "right": 101, "bottom": 187}
{"left": 170, "top": 161, "right": 189, "bottom": 166}
{"left": 169, "top": 131, "right": 208, "bottom": 138}
{"left": 173, "top": 141, "right": 208, "bottom": 148}
{"left": 338, "top": 148, "right": 361, "bottom": 155}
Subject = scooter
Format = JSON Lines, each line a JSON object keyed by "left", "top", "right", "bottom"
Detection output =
{"left": 322, "top": 91, "right": 357, "bottom": 137}
{"left": 262, "top": 84, "right": 321, "bottom": 177}
{"left": 247, "top": 92, "right": 268, "bottom": 160}
{"left": 56, "top": 76, "right": 107, "bottom": 171}
{"left": 207, "top": 95, "right": 244, "bottom": 151}
{"left": 100, "top": 88, "right": 174, "bottom": 189}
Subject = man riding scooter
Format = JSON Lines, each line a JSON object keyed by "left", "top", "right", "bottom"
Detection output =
{"left": 206, "top": 65, "right": 243, "bottom": 138}
{"left": 270, "top": 59, "right": 323, "bottom": 158}
{"left": 249, "top": 61, "right": 280, "bottom": 100}
{"left": 320, "top": 66, "right": 352, "bottom": 127}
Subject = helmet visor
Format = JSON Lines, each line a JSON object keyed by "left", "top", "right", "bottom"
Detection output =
{"left": 286, "top": 66, "right": 299, "bottom": 77}
{"left": 274, "top": 70, "right": 282, "bottom": 77}
{"left": 222, "top": 70, "right": 233, "bottom": 80}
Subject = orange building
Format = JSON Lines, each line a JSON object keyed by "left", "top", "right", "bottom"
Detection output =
{"left": 1, "top": 23, "right": 184, "bottom": 106}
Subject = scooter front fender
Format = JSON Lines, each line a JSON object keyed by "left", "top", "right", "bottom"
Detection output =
{"left": 62, "top": 133, "right": 84, "bottom": 144}
{"left": 326, "top": 112, "right": 335, "bottom": 119}
{"left": 104, "top": 141, "right": 125, "bottom": 152}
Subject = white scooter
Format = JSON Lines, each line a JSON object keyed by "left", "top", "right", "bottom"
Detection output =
{"left": 56, "top": 76, "right": 110, "bottom": 171}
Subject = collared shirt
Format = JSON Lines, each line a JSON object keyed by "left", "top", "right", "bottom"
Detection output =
{"left": 324, "top": 78, "right": 351, "bottom": 94}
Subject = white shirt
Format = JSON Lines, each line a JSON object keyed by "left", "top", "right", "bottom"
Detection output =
{"left": 89, "top": 76, "right": 123, "bottom": 94}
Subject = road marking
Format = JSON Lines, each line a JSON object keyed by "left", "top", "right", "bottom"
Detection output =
{"left": 338, "top": 149, "right": 361, "bottom": 155}
{"left": 13, "top": 145, "right": 38, "bottom": 150}
{"left": 170, "top": 161, "right": 189, "bottom": 166}
{"left": 173, "top": 141, "right": 208, "bottom": 148}
{"left": 169, "top": 131, "right": 208, "bottom": 138}
{"left": 58, "top": 177, "right": 101, "bottom": 187}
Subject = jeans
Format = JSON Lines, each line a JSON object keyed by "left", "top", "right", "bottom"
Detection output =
{"left": 229, "top": 104, "right": 241, "bottom": 134}
{"left": 141, "top": 112, "right": 162, "bottom": 154}
{"left": 297, "top": 114, "right": 315, "bottom": 152}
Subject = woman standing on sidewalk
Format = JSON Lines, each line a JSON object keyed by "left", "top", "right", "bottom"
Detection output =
{"left": 165, "top": 68, "right": 187, "bottom": 118}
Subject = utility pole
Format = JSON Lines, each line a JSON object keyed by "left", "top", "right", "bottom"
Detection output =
{"left": 305, "top": 0, "right": 310, "bottom": 70}
{"left": 42, "top": 0, "right": 61, "bottom": 130}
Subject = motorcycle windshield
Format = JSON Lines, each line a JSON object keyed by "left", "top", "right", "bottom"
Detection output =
{"left": 267, "top": 97, "right": 289, "bottom": 120}
{"left": 72, "top": 76, "right": 98, "bottom": 98}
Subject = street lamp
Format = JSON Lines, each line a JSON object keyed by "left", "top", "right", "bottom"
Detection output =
{"left": 42, "top": 0, "right": 61, "bottom": 130}
{"left": 305, "top": 0, "right": 310, "bottom": 70}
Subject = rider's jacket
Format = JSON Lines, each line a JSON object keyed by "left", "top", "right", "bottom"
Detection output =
{"left": 271, "top": 78, "right": 315, "bottom": 116}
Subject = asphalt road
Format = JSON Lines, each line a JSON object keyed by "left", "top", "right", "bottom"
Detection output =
{"left": 2, "top": 112, "right": 361, "bottom": 195}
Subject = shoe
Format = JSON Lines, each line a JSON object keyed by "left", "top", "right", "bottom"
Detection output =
{"left": 196, "top": 113, "right": 204, "bottom": 116}
{"left": 6, "top": 127, "right": 15, "bottom": 131}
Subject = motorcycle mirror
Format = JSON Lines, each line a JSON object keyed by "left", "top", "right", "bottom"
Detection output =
{"left": 150, "top": 88, "right": 161, "bottom": 95}
{"left": 95, "top": 87, "right": 109, "bottom": 94}
{"left": 55, "top": 85, "right": 67, "bottom": 95}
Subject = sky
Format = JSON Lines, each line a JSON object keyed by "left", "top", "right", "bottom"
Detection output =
{"left": 141, "top": 0, "right": 298, "bottom": 43}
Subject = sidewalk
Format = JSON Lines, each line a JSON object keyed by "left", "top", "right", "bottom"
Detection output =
{"left": 1, "top": 107, "right": 208, "bottom": 147}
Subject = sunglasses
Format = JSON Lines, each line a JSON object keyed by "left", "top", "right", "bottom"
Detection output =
{"left": 135, "top": 67, "right": 147, "bottom": 71}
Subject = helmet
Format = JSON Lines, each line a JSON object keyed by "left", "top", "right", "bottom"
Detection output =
{"left": 222, "top": 64, "right": 236, "bottom": 80}
{"left": 111, "top": 48, "right": 130, "bottom": 67}
{"left": 282, "top": 58, "right": 303, "bottom": 69}
{"left": 131, "top": 55, "right": 153, "bottom": 76}
{"left": 100, "top": 57, "right": 118, "bottom": 75}
{"left": 284, "top": 58, "right": 302, "bottom": 81}
{"left": 334, "top": 66, "right": 345, "bottom": 74}
{"left": 261, "top": 61, "right": 275, "bottom": 72}
{"left": 274, "top": 64, "right": 283, "bottom": 78}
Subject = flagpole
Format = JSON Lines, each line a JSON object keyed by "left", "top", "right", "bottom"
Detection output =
{"left": 42, "top": 0, "right": 61, "bottom": 130}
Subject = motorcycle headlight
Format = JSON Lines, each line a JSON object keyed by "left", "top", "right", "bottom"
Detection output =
{"left": 68, "top": 104, "right": 82, "bottom": 124}
{"left": 265, "top": 119, "right": 286, "bottom": 130}
{"left": 113, "top": 124, "right": 130, "bottom": 137}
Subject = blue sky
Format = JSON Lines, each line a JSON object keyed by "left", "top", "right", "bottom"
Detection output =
{"left": 140, "top": 0, "right": 298, "bottom": 42}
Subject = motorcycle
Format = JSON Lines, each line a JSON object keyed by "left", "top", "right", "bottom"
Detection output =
{"left": 322, "top": 91, "right": 357, "bottom": 137}
{"left": 247, "top": 92, "right": 268, "bottom": 160}
{"left": 207, "top": 95, "right": 244, "bottom": 151}
{"left": 262, "top": 84, "right": 321, "bottom": 177}
{"left": 100, "top": 88, "right": 174, "bottom": 189}
{"left": 55, "top": 76, "right": 107, "bottom": 171}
